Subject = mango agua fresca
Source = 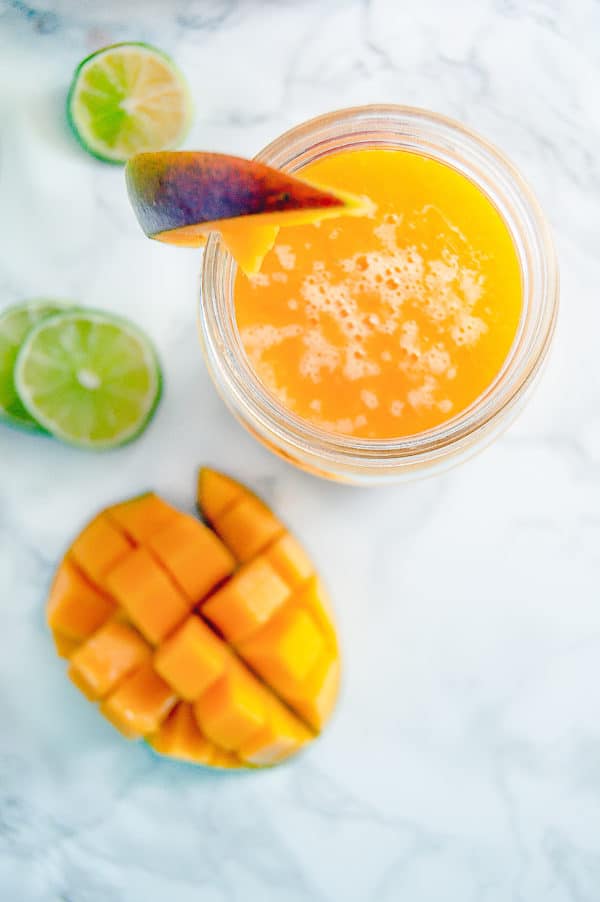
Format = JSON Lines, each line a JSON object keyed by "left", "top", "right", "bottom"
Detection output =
{"left": 234, "top": 149, "right": 522, "bottom": 439}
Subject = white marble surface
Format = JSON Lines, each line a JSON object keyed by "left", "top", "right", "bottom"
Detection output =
{"left": 0, "top": 1, "right": 599, "bottom": 899}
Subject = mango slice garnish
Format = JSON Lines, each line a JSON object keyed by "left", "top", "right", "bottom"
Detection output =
{"left": 125, "top": 151, "right": 372, "bottom": 273}
{"left": 48, "top": 470, "right": 340, "bottom": 769}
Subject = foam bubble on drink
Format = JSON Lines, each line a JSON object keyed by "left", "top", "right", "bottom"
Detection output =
{"left": 274, "top": 245, "right": 296, "bottom": 271}
{"left": 407, "top": 376, "right": 438, "bottom": 411}
{"left": 343, "top": 346, "right": 380, "bottom": 380}
{"left": 315, "top": 417, "right": 354, "bottom": 434}
{"left": 301, "top": 273, "right": 371, "bottom": 350}
{"left": 247, "top": 272, "right": 270, "bottom": 287}
{"left": 341, "top": 247, "right": 424, "bottom": 310}
{"left": 254, "top": 360, "right": 295, "bottom": 408}
{"left": 360, "top": 390, "right": 379, "bottom": 409}
{"left": 240, "top": 200, "right": 492, "bottom": 430}
{"left": 241, "top": 324, "right": 302, "bottom": 359}
{"left": 241, "top": 325, "right": 303, "bottom": 388}
{"left": 373, "top": 220, "right": 400, "bottom": 253}
{"left": 311, "top": 414, "right": 367, "bottom": 435}
{"left": 422, "top": 255, "right": 485, "bottom": 328}
{"left": 299, "top": 328, "right": 340, "bottom": 382}
{"left": 399, "top": 320, "right": 421, "bottom": 357}
{"left": 421, "top": 344, "right": 451, "bottom": 375}
{"left": 460, "top": 269, "right": 483, "bottom": 305}
{"left": 450, "top": 312, "right": 488, "bottom": 347}
{"left": 423, "top": 259, "right": 460, "bottom": 321}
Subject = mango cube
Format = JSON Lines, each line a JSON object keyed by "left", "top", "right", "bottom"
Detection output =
{"left": 266, "top": 533, "right": 314, "bottom": 587}
{"left": 202, "top": 557, "right": 290, "bottom": 643}
{"left": 68, "top": 621, "right": 151, "bottom": 699}
{"left": 239, "top": 701, "right": 312, "bottom": 766}
{"left": 148, "top": 514, "right": 235, "bottom": 602}
{"left": 296, "top": 576, "right": 339, "bottom": 647}
{"left": 198, "top": 468, "right": 242, "bottom": 523}
{"left": 211, "top": 749, "right": 245, "bottom": 769}
{"left": 70, "top": 515, "right": 132, "bottom": 585}
{"left": 193, "top": 664, "right": 266, "bottom": 751}
{"left": 214, "top": 496, "right": 283, "bottom": 562}
{"left": 52, "top": 630, "right": 81, "bottom": 659}
{"left": 154, "top": 616, "right": 228, "bottom": 700}
{"left": 289, "top": 656, "right": 341, "bottom": 732}
{"left": 238, "top": 606, "right": 325, "bottom": 692}
{"left": 105, "top": 548, "right": 189, "bottom": 644}
{"left": 108, "top": 493, "right": 179, "bottom": 542}
{"left": 47, "top": 558, "right": 115, "bottom": 641}
{"left": 102, "top": 661, "right": 177, "bottom": 739}
{"left": 149, "top": 702, "right": 217, "bottom": 766}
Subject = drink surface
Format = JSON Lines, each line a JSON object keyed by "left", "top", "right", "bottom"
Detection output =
{"left": 234, "top": 148, "right": 522, "bottom": 439}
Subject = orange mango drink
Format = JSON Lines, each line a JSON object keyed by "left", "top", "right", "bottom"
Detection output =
{"left": 234, "top": 149, "right": 522, "bottom": 439}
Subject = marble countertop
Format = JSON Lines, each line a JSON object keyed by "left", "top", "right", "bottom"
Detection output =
{"left": 1, "top": 1, "right": 599, "bottom": 900}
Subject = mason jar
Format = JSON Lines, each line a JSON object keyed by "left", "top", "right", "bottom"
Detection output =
{"left": 199, "top": 105, "right": 558, "bottom": 484}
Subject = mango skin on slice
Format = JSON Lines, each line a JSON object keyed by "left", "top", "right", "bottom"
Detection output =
{"left": 125, "top": 151, "right": 370, "bottom": 273}
{"left": 47, "top": 476, "right": 340, "bottom": 769}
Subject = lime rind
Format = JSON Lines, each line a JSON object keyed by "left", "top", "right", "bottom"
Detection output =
{"left": 67, "top": 42, "right": 193, "bottom": 164}
{"left": 14, "top": 309, "right": 162, "bottom": 450}
{"left": 0, "top": 298, "right": 73, "bottom": 433}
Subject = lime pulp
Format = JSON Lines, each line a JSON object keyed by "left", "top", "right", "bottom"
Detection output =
{"left": 0, "top": 299, "right": 71, "bottom": 431}
{"left": 67, "top": 42, "right": 193, "bottom": 164}
{"left": 14, "top": 310, "right": 162, "bottom": 449}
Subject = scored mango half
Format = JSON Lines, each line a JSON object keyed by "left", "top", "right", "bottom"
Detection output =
{"left": 47, "top": 469, "right": 340, "bottom": 769}
{"left": 125, "top": 151, "right": 371, "bottom": 273}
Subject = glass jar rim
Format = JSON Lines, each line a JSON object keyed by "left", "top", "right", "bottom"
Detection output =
{"left": 199, "top": 104, "right": 558, "bottom": 473}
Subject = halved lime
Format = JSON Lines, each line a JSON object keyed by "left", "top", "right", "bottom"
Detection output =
{"left": 67, "top": 42, "right": 193, "bottom": 164}
{"left": 14, "top": 310, "right": 162, "bottom": 449}
{"left": 0, "top": 299, "right": 71, "bottom": 432}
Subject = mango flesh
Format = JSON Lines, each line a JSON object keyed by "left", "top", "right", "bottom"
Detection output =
{"left": 125, "top": 151, "right": 370, "bottom": 273}
{"left": 48, "top": 476, "right": 340, "bottom": 769}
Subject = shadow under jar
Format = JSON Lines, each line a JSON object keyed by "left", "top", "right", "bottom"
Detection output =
{"left": 199, "top": 105, "right": 558, "bottom": 485}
